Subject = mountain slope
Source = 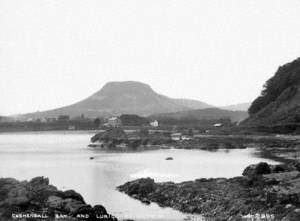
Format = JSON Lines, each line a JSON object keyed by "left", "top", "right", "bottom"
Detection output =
{"left": 174, "top": 98, "right": 214, "bottom": 109}
{"left": 243, "top": 57, "right": 300, "bottom": 130}
{"left": 220, "top": 102, "right": 251, "bottom": 111}
{"left": 23, "top": 81, "right": 212, "bottom": 118}
{"left": 151, "top": 108, "right": 248, "bottom": 123}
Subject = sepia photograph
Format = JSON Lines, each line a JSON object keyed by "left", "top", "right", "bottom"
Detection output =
{"left": 0, "top": 0, "right": 299, "bottom": 220}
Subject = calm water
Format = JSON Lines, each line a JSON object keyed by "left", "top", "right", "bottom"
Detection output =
{"left": 0, "top": 131, "right": 278, "bottom": 221}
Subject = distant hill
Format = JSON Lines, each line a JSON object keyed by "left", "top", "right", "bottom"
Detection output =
{"left": 220, "top": 102, "right": 251, "bottom": 111}
{"left": 174, "top": 98, "right": 214, "bottom": 109}
{"left": 151, "top": 108, "right": 248, "bottom": 123}
{"left": 22, "top": 81, "right": 212, "bottom": 118}
{"left": 242, "top": 57, "right": 300, "bottom": 132}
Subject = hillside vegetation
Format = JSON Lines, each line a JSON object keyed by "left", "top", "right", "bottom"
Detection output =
{"left": 243, "top": 57, "right": 300, "bottom": 133}
{"left": 151, "top": 108, "right": 248, "bottom": 123}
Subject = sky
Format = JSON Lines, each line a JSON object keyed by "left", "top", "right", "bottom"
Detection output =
{"left": 1, "top": 0, "right": 300, "bottom": 115}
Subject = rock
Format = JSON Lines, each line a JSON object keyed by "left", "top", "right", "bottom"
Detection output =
{"left": 90, "top": 157, "right": 95, "bottom": 160}
{"left": 73, "top": 205, "right": 93, "bottom": 216}
{"left": 0, "top": 177, "right": 118, "bottom": 221}
{"left": 63, "top": 190, "right": 85, "bottom": 203}
{"left": 288, "top": 162, "right": 300, "bottom": 172}
{"left": 93, "top": 205, "right": 107, "bottom": 215}
{"left": 165, "top": 157, "right": 173, "bottom": 160}
{"left": 118, "top": 178, "right": 156, "bottom": 198}
{"left": 47, "top": 196, "right": 64, "bottom": 209}
{"left": 242, "top": 162, "right": 271, "bottom": 177}
{"left": 141, "top": 198, "right": 151, "bottom": 205}
{"left": 29, "top": 176, "right": 50, "bottom": 186}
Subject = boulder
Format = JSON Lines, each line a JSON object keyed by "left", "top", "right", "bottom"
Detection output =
{"left": 63, "top": 190, "right": 85, "bottom": 203}
{"left": 29, "top": 176, "right": 49, "bottom": 186}
{"left": 270, "top": 164, "right": 287, "bottom": 173}
{"left": 46, "top": 196, "right": 64, "bottom": 209}
{"left": 242, "top": 162, "right": 271, "bottom": 177}
{"left": 118, "top": 178, "right": 156, "bottom": 197}
{"left": 0, "top": 177, "right": 118, "bottom": 221}
{"left": 93, "top": 205, "right": 107, "bottom": 215}
{"left": 288, "top": 162, "right": 300, "bottom": 172}
{"left": 73, "top": 204, "right": 93, "bottom": 216}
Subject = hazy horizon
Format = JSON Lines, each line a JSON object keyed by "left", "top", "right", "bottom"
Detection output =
{"left": 1, "top": 0, "right": 300, "bottom": 115}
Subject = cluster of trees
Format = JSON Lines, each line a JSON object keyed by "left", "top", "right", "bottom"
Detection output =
{"left": 0, "top": 120, "right": 98, "bottom": 132}
{"left": 91, "top": 127, "right": 127, "bottom": 143}
{"left": 90, "top": 127, "right": 173, "bottom": 149}
{"left": 120, "top": 114, "right": 149, "bottom": 126}
{"left": 249, "top": 58, "right": 300, "bottom": 115}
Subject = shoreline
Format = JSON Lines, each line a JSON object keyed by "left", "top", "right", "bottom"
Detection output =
{"left": 118, "top": 162, "right": 300, "bottom": 221}
{"left": 90, "top": 132, "right": 300, "bottom": 164}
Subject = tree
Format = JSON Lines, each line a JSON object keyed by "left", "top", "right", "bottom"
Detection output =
{"left": 94, "top": 118, "right": 101, "bottom": 128}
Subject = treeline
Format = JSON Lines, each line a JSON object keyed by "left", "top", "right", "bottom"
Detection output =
{"left": 117, "top": 114, "right": 232, "bottom": 128}
{"left": 91, "top": 127, "right": 173, "bottom": 149}
{"left": 119, "top": 114, "right": 149, "bottom": 126}
{"left": 0, "top": 120, "right": 98, "bottom": 132}
{"left": 0, "top": 114, "right": 235, "bottom": 132}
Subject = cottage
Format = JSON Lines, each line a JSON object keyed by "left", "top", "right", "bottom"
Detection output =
{"left": 171, "top": 133, "right": 182, "bottom": 141}
{"left": 150, "top": 120, "right": 159, "bottom": 127}
{"left": 213, "top": 123, "right": 223, "bottom": 127}
{"left": 107, "top": 116, "right": 121, "bottom": 127}
{"left": 182, "top": 135, "right": 192, "bottom": 140}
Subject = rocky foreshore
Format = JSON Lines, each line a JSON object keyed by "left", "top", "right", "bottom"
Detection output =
{"left": 118, "top": 162, "right": 300, "bottom": 221}
{"left": 0, "top": 177, "right": 117, "bottom": 221}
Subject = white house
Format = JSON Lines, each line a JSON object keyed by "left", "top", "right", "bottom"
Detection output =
{"left": 150, "top": 120, "right": 159, "bottom": 127}
{"left": 171, "top": 133, "right": 182, "bottom": 141}
{"left": 213, "top": 123, "right": 223, "bottom": 127}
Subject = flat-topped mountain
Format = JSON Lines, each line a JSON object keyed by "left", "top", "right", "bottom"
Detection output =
{"left": 23, "top": 81, "right": 212, "bottom": 118}
{"left": 243, "top": 57, "right": 300, "bottom": 132}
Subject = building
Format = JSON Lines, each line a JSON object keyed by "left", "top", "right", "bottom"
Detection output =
{"left": 182, "top": 135, "right": 193, "bottom": 140}
{"left": 150, "top": 120, "right": 159, "bottom": 127}
{"left": 213, "top": 123, "right": 223, "bottom": 127}
{"left": 171, "top": 133, "right": 182, "bottom": 141}
{"left": 107, "top": 116, "right": 121, "bottom": 127}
